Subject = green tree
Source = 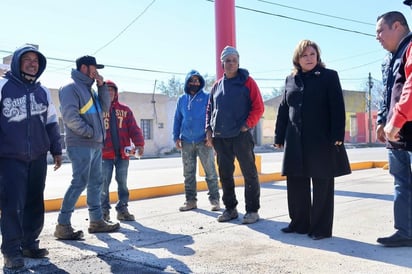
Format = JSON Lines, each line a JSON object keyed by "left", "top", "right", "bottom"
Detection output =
{"left": 262, "top": 87, "right": 283, "bottom": 101}
{"left": 157, "top": 73, "right": 217, "bottom": 97}
{"left": 157, "top": 76, "right": 184, "bottom": 97}
{"left": 203, "top": 73, "right": 216, "bottom": 92}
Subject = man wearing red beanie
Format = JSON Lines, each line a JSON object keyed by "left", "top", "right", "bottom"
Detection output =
{"left": 101, "top": 80, "right": 144, "bottom": 222}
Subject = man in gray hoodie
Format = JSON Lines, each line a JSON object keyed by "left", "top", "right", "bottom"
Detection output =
{"left": 54, "top": 56, "right": 120, "bottom": 240}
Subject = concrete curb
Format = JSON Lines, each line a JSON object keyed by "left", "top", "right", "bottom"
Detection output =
{"left": 44, "top": 161, "right": 388, "bottom": 212}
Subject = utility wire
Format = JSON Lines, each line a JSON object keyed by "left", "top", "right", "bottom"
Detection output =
{"left": 93, "top": 0, "right": 156, "bottom": 55}
{"left": 0, "top": 50, "right": 185, "bottom": 75}
{"left": 0, "top": 48, "right": 376, "bottom": 81}
{"left": 46, "top": 0, "right": 156, "bottom": 72}
{"left": 0, "top": 0, "right": 377, "bottom": 80}
{"left": 339, "top": 58, "right": 382, "bottom": 72}
{"left": 206, "top": 0, "right": 374, "bottom": 37}
{"left": 257, "top": 0, "right": 374, "bottom": 26}
{"left": 235, "top": 5, "right": 374, "bottom": 37}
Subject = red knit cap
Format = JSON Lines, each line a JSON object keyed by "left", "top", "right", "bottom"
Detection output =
{"left": 106, "top": 80, "right": 118, "bottom": 91}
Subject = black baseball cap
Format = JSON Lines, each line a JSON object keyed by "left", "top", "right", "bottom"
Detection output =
{"left": 75, "top": 55, "right": 104, "bottom": 70}
{"left": 404, "top": 0, "right": 412, "bottom": 5}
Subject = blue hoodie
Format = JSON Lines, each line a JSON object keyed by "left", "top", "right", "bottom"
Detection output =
{"left": 173, "top": 70, "right": 209, "bottom": 143}
{"left": 0, "top": 45, "right": 62, "bottom": 161}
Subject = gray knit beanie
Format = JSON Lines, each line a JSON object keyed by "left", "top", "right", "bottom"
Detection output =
{"left": 220, "top": 46, "right": 239, "bottom": 62}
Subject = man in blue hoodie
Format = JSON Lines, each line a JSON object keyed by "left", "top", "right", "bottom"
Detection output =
{"left": 0, "top": 45, "right": 62, "bottom": 270}
{"left": 173, "top": 70, "right": 220, "bottom": 211}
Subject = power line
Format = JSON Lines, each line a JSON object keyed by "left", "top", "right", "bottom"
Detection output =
{"left": 339, "top": 58, "right": 382, "bottom": 72}
{"left": 0, "top": 0, "right": 378, "bottom": 80}
{"left": 93, "top": 0, "right": 156, "bottom": 55}
{"left": 0, "top": 47, "right": 380, "bottom": 80}
{"left": 0, "top": 49, "right": 185, "bottom": 75}
{"left": 257, "top": 0, "right": 374, "bottom": 26}
{"left": 206, "top": 0, "right": 374, "bottom": 37}
{"left": 104, "top": 63, "right": 186, "bottom": 75}
{"left": 235, "top": 5, "right": 374, "bottom": 37}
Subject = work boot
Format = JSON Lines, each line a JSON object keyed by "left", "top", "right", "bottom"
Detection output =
{"left": 217, "top": 208, "right": 238, "bottom": 222}
{"left": 179, "top": 200, "right": 197, "bottom": 211}
{"left": 242, "top": 212, "right": 260, "bottom": 224}
{"left": 103, "top": 210, "right": 110, "bottom": 222}
{"left": 88, "top": 220, "right": 120, "bottom": 234}
{"left": 117, "top": 208, "right": 135, "bottom": 221}
{"left": 210, "top": 199, "right": 221, "bottom": 211}
{"left": 3, "top": 254, "right": 24, "bottom": 270}
{"left": 54, "top": 224, "right": 84, "bottom": 240}
{"left": 22, "top": 248, "right": 49, "bottom": 258}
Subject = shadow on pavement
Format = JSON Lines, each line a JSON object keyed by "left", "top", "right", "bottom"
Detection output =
{"left": 54, "top": 222, "right": 194, "bottom": 273}
{"left": 261, "top": 183, "right": 393, "bottom": 202}
{"left": 246, "top": 212, "right": 412, "bottom": 269}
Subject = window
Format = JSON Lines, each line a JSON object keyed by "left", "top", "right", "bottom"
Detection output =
{"left": 58, "top": 117, "right": 66, "bottom": 149}
{"left": 58, "top": 117, "right": 65, "bottom": 134}
{"left": 140, "top": 119, "right": 153, "bottom": 140}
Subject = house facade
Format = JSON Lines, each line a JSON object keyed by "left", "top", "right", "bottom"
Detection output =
{"left": 50, "top": 88, "right": 177, "bottom": 157}
{"left": 263, "top": 90, "right": 378, "bottom": 145}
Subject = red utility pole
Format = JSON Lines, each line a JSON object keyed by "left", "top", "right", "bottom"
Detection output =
{"left": 214, "top": 0, "right": 236, "bottom": 79}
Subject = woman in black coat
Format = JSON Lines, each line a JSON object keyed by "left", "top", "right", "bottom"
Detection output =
{"left": 274, "top": 39, "right": 351, "bottom": 240}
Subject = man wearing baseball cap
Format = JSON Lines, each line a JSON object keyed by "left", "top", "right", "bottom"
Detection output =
{"left": 379, "top": 1, "right": 412, "bottom": 247}
{"left": 75, "top": 55, "right": 104, "bottom": 70}
{"left": 55, "top": 55, "right": 120, "bottom": 240}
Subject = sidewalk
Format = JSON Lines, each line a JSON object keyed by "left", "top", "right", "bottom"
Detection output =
{"left": 3, "top": 150, "right": 412, "bottom": 273}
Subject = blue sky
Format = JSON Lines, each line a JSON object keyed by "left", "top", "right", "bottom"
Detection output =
{"left": 0, "top": 0, "right": 410, "bottom": 97}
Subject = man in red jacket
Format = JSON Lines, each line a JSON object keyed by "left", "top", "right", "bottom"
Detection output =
{"left": 101, "top": 80, "right": 144, "bottom": 221}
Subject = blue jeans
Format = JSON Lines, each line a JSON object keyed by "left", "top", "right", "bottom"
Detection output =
{"left": 101, "top": 156, "right": 130, "bottom": 212}
{"left": 388, "top": 149, "right": 412, "bottom": 238}
{"left": 57, "top": 146, "right": 103, "bottom": 224}
{"left": 181, "top": 141, "right": 220, "bottom": 202}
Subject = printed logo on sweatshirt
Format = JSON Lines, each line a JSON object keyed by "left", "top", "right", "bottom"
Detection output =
{"left": 2, "top": 94, "right": 47, "bottom": 122}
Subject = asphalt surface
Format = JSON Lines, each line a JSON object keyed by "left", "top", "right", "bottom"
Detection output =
{"left": 2, "top": 147, "right": 412, "bottom": 273}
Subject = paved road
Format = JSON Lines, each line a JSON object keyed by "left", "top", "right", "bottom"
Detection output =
{"left": 5, "top": 146, "right": 410, "bottom": 274}
{"left": 44, "top": 147, "right": 388, "bottom": 199}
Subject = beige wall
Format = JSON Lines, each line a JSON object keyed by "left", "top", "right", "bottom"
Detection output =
{"left": 118, "top": 92, "right": 176, "bottom": 156}
{"left": 263, "top": 89, "right": 369, "bottom": 145}
{"left": 262, "top": 96, "right": 282, "bottom": 145}
{"left": 50, "top": 87, "right": 274, "bottom": 155}
{"left": 50, "top": 88, "right": 177, "bottom": 157}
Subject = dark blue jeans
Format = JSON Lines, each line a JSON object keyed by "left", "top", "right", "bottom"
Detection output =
{"left": 101, "top": 156, "right": 130, "bottom": 212}
{"left": 388, "top": 149, "right": 412, "bottom": 238}
{"left": 0, "top": 156, "right": 47, "bottom": 257}
{"left": 213, "top": 131, "right": 260, "bottom": 213}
